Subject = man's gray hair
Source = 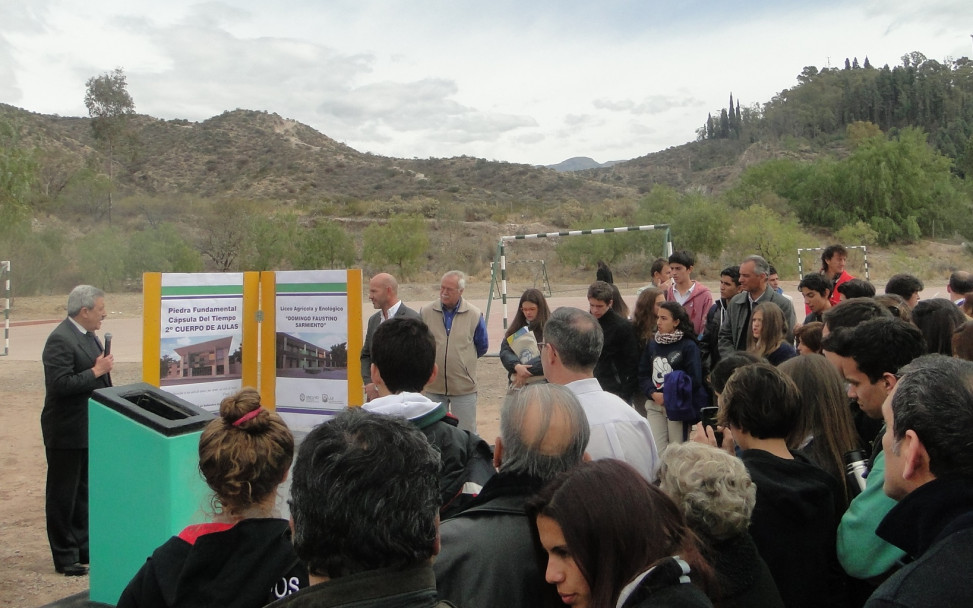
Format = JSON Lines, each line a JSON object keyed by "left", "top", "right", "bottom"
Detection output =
{"left": 743, "top": 255, "right": 770, "bottom": 277}
{"left": 442, "top": 270, "right": 466, "bottom": 291}
{"left": 544, "top": 307, "right": 603, "bottom": 371}
{"left": 499, "top": 383, "right": 589, "bottom": 481}
{"left": 67, "top": 285, "right": 105, "bottom": 317}
{"left": 891, "top": 354, "right": 973, "bottom": 479}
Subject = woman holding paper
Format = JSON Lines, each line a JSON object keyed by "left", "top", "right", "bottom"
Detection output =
{"left": 499, "top": 289, "right": 551, "bottom": 392}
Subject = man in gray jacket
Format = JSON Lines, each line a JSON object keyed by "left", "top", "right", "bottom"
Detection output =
{"left": 718, "top": 255, "right": 796, "bottom": 357}
{"left": 434, "top": 383, "right": 590, "bottom": 608}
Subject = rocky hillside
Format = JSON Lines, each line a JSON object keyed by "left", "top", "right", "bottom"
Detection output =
{"left": 1, "top": 103, "right": 766, "bottom": 207}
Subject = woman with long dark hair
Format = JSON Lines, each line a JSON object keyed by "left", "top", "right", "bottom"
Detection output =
{"left": 118, "top": 388, "right": 306, "bottom": 607}
{"left": 500, "top": 288, "right": 552, "bottom": 390}
{"left": 778, "top": 354, "right": 863, "bottom": 508}
{"left": 631, "top": 288, "right": 666, "bottom": 417}
{"left": 638, "top": 301, "right": 704, "bottom": 452}
{"left": 632, "top": 288, "right": 666, "bottom": 352}
{"left": 912, "top": 298, "right": 967, "bottom": 355}
{"left": 528, "top": 459, "right": 714, "bottom": 608}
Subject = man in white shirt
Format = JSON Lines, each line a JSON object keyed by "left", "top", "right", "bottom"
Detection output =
{"left": 360, "top": 272, "right": 419, "bottom": 401}
{"left": 542, "top": 307, "right": 659, "bottom": 481}
{"left": 947, "top": 271, "right": 972, "bottom": 307}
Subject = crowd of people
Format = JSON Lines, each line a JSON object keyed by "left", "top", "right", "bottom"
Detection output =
{"left": 41, "top": 255, "right": 973, "bottom": 607}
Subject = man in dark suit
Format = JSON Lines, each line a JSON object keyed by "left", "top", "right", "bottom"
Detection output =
{"left": 42, "top": 285, "right": 113, "bottom": 576}
{"left": 360, "top": 273, "right": 419, "bottom": 402}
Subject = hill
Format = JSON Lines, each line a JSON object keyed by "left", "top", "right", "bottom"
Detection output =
{"left": 0, "top": 104, "right": 649, "bottom": 207}
{"left": 3, "top": 102, "right": 788, "bottom": 210}
{"left": 545, "top": 156, "right": 624, "bottom": 172}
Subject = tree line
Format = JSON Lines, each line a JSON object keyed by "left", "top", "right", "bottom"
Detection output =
{"left": 699, "top": 51, "right": 973, "bottom": 176}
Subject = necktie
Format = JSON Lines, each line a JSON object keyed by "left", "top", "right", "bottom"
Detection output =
{"left": 87, "top": 331, "right": 103, "bottom": 353}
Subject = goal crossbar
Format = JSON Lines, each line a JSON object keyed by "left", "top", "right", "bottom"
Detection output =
{"left": 486, "top": 225, "right": 672, "bottom": 337}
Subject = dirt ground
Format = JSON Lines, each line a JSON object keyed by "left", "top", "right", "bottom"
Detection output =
{"left": 0, "top": 289, "right": 512, "bottom": 608}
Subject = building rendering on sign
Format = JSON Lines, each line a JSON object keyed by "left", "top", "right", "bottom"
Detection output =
{"left": 167, "top": 336, "right": 239, "bottom": 379}
{"left": 276, "top": 332, "right": 335, "bottom": 370}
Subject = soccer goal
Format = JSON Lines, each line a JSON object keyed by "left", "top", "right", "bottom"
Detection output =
{"left": 486, "top": 224, "right": 672, "bottom": 331}
{"left": 797, "top": 246, "right": 870, "bottom": 281}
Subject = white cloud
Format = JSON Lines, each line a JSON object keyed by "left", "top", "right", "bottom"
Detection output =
{"left": 0, "top": 0, "right": 968, "bottom": 165}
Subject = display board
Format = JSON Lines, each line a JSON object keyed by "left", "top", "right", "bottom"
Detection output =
{"left": 144, "top": 270, "right": 362, "bottom": 425}
{"left": 143, "top": 272, "right": 259, "bottom": 411}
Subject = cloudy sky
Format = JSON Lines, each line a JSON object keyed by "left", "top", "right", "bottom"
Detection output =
{"left": 1, "top": 1, "right": 970, "bottom": 165}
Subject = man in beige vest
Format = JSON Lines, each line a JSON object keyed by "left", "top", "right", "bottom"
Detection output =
{"left": 421, "top": 270, "right": 488, "bottom": 433}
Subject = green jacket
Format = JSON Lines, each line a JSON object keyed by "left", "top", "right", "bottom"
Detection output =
{"left": 836, "top": 450, "right": 906, "bottom": 579}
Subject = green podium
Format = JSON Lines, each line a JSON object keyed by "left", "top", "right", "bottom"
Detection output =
{"left": 88, "top": 383, "right": 215, "bottom": 606}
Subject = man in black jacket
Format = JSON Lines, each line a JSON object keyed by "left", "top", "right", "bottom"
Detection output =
{"left": 587, "top": 281, "right": 639, "bottom": 403}
{"left": 42, "top": 285, "right": 113, "bottom": 576}
{"left": 718, "top": 255, "right": 797, "bottom": 357}
{"left": 700, "top": 265, "right": 741, "bottom": 372}
{"left": 363, "top": 317, "right": 495, "bottom": 519}
{"left": 279, "top": 408, "right": 452, "bottom": 607}
{"left": 434, "top": 383, "right": 590, "bottom": 608}
{"left": 865, "top": 355, "right": 973, "bottom": 608}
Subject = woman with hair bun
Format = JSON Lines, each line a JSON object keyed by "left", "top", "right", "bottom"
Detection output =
{"left": 117, "top": 388, "right": 307, "bottom": 607}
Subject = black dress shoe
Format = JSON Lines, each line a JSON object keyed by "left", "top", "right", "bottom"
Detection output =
{"left": 55, "top": 563, "right": 88, "bottom": 576}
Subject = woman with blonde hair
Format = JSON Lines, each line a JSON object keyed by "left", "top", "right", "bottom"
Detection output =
{"left": 659, "top": 442, "right": 783, "bottom": 608}
{"left": 747, "top": 302, "right": 796, "bottom": 366}
{"left": 118, "top": 388, "right": 306, "bottom": 607}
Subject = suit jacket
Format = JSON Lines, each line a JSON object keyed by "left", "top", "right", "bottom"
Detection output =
{"left": 42, "top": 318, "right": 112, "bottom": 449}
{"left": 360, "top": 303, "right": 420, "bottom": 384}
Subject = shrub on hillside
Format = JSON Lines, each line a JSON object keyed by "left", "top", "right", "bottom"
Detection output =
{"left": 723, "top": 205, "right": 815, "bottom": 277}
{"left": 363, "top": 215, "right": 429, "bottom": 279}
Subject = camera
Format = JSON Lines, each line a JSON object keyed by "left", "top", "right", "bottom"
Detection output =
{"left": 699, "top": 406, "right": 723, "bottom": 447}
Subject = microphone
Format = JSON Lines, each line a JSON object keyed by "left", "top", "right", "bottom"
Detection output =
{"left": 103, "top": 333, "right": 112, "bottom": 356}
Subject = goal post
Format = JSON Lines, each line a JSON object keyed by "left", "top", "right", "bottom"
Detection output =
{"left": 1, "top": 261, "right": 9, "bottom": 356}
{"left": 486, "top": 224, "right": 672, "bottom": 334}
{"left": 489, "top": 259, "right": 552, "bottom": 300}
